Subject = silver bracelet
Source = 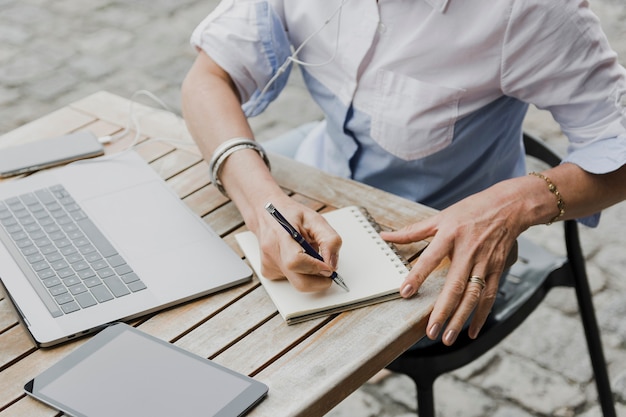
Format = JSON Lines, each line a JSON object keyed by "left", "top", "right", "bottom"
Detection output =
{"left": 209, "top": 138, "right": 271, "bottom": 197}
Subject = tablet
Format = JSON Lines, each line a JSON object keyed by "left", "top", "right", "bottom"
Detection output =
{"left": 24, "top": 323, "right": 268, "bottom": 417}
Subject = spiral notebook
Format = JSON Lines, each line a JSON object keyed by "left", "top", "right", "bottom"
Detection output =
{"left": 235, "top": 206, "right": 411, "bottom": 324}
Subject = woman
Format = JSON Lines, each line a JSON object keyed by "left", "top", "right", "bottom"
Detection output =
{"left": 181, "top": 0, "right": 626, "bottom": 346}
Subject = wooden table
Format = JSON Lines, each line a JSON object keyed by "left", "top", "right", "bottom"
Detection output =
{"left": 0, "top": 91, "right": 447, "bottom": 417}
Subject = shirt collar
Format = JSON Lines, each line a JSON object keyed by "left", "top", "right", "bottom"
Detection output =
{"left": 424, "top": 0, "right": 450, "bottom": 13}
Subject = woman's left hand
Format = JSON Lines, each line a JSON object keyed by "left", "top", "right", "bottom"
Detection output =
{"left": 380, "top": 184, "right": 525, "bottom": 346}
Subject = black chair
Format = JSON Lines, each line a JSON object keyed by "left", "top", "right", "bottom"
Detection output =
{"left": 385, "top": 132, "right": 617, "bottom": 417}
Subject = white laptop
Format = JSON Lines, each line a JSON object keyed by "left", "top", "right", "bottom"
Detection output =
{"left": 0, "top": 150, "right": 252, "bottom": 347}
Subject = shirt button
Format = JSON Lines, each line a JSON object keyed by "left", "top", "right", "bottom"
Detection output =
{"left": 620, "top": 94, "right": 626, "bottom": 106}
{"left": 378, "top": 22, "right": 387, "bottom": 34}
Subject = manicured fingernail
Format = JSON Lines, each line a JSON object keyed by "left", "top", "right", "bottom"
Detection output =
{"left": 427, "top": 323, "right": 441, "bottom": 339}
{"left": 444, "top": 329, "right": 458, "bottom": 345}
{"left": 400, "top": 284, "right": 414, "bottom": 298}
{"left": 469, "top": 326, "right": 481, "bottom": 339}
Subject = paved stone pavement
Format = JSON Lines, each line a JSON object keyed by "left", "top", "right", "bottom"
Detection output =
{"left": 1, "top": 1, "right": 626, "bottom": 416}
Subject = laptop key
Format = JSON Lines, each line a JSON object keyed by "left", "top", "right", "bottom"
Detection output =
{"left": 97, "top": 267, "right": 115, "bottom": 279}
{"left": 60, "top": 246, "right": 78, "bottom": 256}
{"left": 38, "top": 269, "right": 56, "bottom": 280}
{"left": 75, "top": 292, "right": 97, "bottom": 308}
{"left": 103, "top": 276, "right": 131, "bottom": 297}
{"left": 61, "top": 301, "right": 80, "bottom": 314}
{"left": 78, "top": 268, "right": 96, "bottom": 279}
{"left": 90, "top": 284, "right": 114, "bottom": 303}
{"left": 69, "top": 283, "right": 88, "bottom": 295}
{"left": 54, "top": 293, "right": 74, "bottom": 305}
{"left": 57, "top": 268, "right": 75, "bottom": 279}
{"left": 26, "top": 253, "right": 44, "bottom": 264}
{"left": 63, "top": 276, "right": 81, "bottom": 287}
{"left": 1, "top": 217, "right": 17, "bottom": 227}
{"left": 84, "top": 252, "right": 102, "bottom": 263}
{"left": 19, "top": 193, "right": 38, "bottom": 206}
{"left": 66, "top": 253, "right": 83, "bottom": 264}
{"left": 34, "top": 189, "right": 55, "bottom": 205}
{"left": 49, "top": 285, "right": 68, "bottom": 296}
{"left": 42, "top": 245, "right": 60, "bottom": 255}
{"left": 6, "top": 224, "right": 23, "bottom": 234}
{"left": 83, "top": 277, "right": 103, "bottom": 288}
{"left": 127, "top": 280, "right": 147, "bottom": 292}
{"left": 43, "top": 276, "right": 62, "bottom": 288}
{"left": 91, "top": 260, "right": 108, "bottom": 270}
{"left": 21, "top": 246, "right": 40, "bottom": 256}
{"left": 106, "top": 254, "right": 126, "bottom": 268}
{"left": 114, "top": 264, "right": 132, "bottom": 275}
{"left": 121, "top": 272, "right": 139, "bottom": 284}
{"left": 71, "top": 260, "right": 90, "bottom": 271}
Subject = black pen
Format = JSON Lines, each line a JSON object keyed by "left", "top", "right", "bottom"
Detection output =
{"left": 265, "top": 203, "right": 349, "bottom": 292}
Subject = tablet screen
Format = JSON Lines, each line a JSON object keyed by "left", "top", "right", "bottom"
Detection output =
{"left": 25, "top": 323, "right": 268, "bottom": 417}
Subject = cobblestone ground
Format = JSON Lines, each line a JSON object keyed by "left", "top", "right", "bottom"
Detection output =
{"left": 1, "top": 1, "right": 626, "bottom": 416}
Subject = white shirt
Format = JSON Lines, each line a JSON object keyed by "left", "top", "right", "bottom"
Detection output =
{"left": 191, "top": 0, "right": 626, "bottom": 224}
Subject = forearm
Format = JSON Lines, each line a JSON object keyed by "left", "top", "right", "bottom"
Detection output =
{"left": 181, "top": 52, "right": 286, "bottom": 232}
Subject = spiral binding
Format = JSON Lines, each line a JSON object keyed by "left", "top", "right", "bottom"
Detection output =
{"left": 350, "top": 207, "right": 411, "bottom": 275}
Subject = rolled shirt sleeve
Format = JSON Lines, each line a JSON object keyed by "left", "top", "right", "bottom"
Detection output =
{"left": 190, "top": 0, "right": 293, "bottom": 116}
{"left": 502, "top": 0, "right": 626, "bottom": 176}
{"left": 501, "top": 0, "right": 626, "bottom": 227}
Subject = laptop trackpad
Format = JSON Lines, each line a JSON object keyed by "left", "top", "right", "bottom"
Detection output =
{"left": 80, "top": 181, "right": 214, "bottom": 261}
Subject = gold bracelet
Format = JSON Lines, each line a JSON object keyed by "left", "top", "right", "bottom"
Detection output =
{"left": 528, "top": 171, "right": 566, "bottom": 225}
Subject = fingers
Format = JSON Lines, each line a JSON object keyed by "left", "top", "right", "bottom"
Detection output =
{"left": 433, "top": 273, "right": 492, "bottom": 345}
{"left": 392, "top": 222, "right": 507, "bottom": 346}
{"left": 398, "top": 233, "right": 450, "bottom": 298}
{"left": 382, "top": 186, "right": 523, "bottom": 346}
{"left": 468, "top": 272, "right": 499, "bottom": 339}
{"left": 425, "top": 257, "right": 503, "bottom": 345}
{"left": 380, "top": 218, "right": 435, "bottom": 244}
{"left": 305, "top": 213, "right": 342, "bottom": 271}
{"left": 260, "top": 203, "right": 342, "bottom": 292}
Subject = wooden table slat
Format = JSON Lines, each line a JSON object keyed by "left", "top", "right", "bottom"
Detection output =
{"left": 70, "top": 91, "right": 194, "bottom": 147}
{"left": 174, "top": 286, "right": 278, "bottom": 359}
{"left": 147, "top": 148, "right": 203, "bottom": 180}
{"left": 183, "top": 186, "right": 229, "bottom": 218}
{"left": 0, "top": 340, "right": 86, "bottom": 406}
{"left": 0, "top": 325, "right": 36, "bottom": 372}
{"left": 203, "top": 202, "right": 246, "bottom": 237}
{"left": 213, "top": 313, "right": 330, "bottom": 377}
{"left": 166, "top": 160, "right": 211, "bottom": 199}
{"left": 0, "top": 298, "right": 18, "bottom": 333}
{"left": 135, "top": 279, "right": 260, "bottom": 342}
{"left": 0, "top": 394, "right": 59, "bottom": 417}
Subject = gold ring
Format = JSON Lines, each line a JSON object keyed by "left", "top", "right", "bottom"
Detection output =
{"left": 468, "top": 275, "right": 486, "bottom": 290}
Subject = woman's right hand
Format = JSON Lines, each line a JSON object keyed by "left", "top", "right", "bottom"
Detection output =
{"left": 252, "top": 195, "right": 343, "bottom": 292}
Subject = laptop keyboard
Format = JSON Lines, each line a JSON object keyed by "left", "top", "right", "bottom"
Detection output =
{"left": 0, "top": 184, "right": 147, "bottom": 318}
